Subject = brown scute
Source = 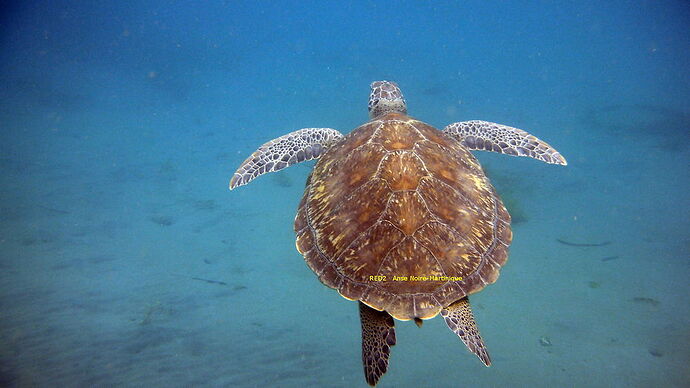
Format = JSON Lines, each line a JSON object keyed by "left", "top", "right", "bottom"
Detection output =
{"left": 497, "top": 200, "right": 512, "bottom": 226}
{"left": 376, "top": 238, "right": 445, "bottom": 294}
{"left": 465, "top": 218, "right": 496, "bottom": 253}
{"left": 457, "top": 273, "right": 488, "bottom": 297}
{"left": 362, "top": 287, "right": 391, "bottom": 313}
{"left": 294, "top": 205, "right": 308, "bottom": 233}
{"left": 295, "top": 225, "right": 314, "bottom": 255}
{"left": 308, "top": 145, "right": 387, "bottom": 227}
{"left": 329, "top": 120, "right": 379, "bottom": 158}
{"left": 303, "top": 244, "right": 328, "bottom": 276}
{"left": 488, "top": 241, "right": 510, "bottom": 272}
{"left": 337, "top": 279, "right": 369, "bottom": 301}
{"left": 333, "top": 221, "right": 405, "bottom": 283}
{"left": 294, "top": 115, "right": 512, "bottom": 320}
{"left": 377, "top": 151, "right": 427, "bottom": 190}
{"left": 409, "top": 119, "right": 455, "bottom": 148}
{"left": 313, "top": 179, "right": 390, "bottom": 260}
{"left": 378, "top": 294, "right": 411, "bottom": 321}
{"left": 432, "top": 281, "right": 465, "bottom": 310}
{"left": 413, "top": 294, "right": 444, "bottom": 320}
{"left": 478, "top": 252, "right": 500, "bottom": 286}
{"left": 318, "top": 263, "right": 341, "bottom": 288}
{"left": 412, "top": 222, "right": 483, "bottom": 277}
{"left": 496, "top": 212, "right": 512, "bottom": 248}
{"left": 380, "top": 192, "right": 430, "bottom": 235}
{"left": 370, "top": 119, "right": 425, "bottom": 151}
{"left": 362, "top": 287, "right": 405, "bottom": 317}
{"left": 372, "top": 293, "right": 444, "bottom": 321}
{"left": 417, "top": 178, "right": 483, "bottom": 237}
{"left": 343, "top": 144, "right": 387, "bottom": 188}
{"left": 414, "top": 140, "right": 482, "bottom": 182}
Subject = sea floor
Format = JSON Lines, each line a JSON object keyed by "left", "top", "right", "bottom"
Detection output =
{"left": 0, "top": 89, "right": 688, "bottom": 387}
{"left": 1, "top": 2, "right": 689, "bottom": 385}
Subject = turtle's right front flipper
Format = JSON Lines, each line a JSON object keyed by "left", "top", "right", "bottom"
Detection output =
{"left": 359, "top": 302, "right": 396, "bottom": 387}
{"left": 443, "top": 120, "right": 567, "bottom": 165}
{"left": 229, "top": 128, "right": 344, "bottom": 189}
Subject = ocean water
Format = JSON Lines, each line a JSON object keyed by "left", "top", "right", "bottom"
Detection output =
{"left": 0, "top": 1, "right": 688, "bottom": 387}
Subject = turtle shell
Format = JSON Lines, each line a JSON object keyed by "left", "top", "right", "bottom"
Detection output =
{"left": 294, "top": 113, "right": 512, "bottom": 320}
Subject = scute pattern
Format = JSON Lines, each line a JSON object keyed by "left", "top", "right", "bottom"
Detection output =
{"left": 295, "top": 113, "right": 512, "bottom": 320}
{"left": 333, "top": 221, "right": 405, "bottom": 283}
{"left": 380, "top": 191, "right": 429, "bottom": 235}
{"left": 377, "top": 151, "right": 426, "bottom": 190}
{"left": 377, "top": 237, "right": 445, "bottom": 294}
{"left": 412, "top": 222, "right": 482, "bottom": 281}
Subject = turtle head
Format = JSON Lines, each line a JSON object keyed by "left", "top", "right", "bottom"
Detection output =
{"left": 368, "top": 80, "right": 407, "bottom": 119}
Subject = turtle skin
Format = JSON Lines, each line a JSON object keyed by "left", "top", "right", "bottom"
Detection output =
{"left": 294, "top": 112, "right": 512, "bottom": 321}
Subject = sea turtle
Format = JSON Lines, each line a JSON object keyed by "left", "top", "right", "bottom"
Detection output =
{"left": 229, "top": 81, "right": 566, "bottom": 386}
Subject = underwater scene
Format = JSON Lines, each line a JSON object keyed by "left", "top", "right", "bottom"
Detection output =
{"left": 0, "top": 1, "right": 688, "bottom": 387}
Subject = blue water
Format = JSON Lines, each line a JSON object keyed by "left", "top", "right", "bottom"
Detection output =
{"left": 1, "top": 1, "right": 688, "bottom": 387}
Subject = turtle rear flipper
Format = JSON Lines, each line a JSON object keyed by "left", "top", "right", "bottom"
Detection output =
{"left": 359, "top": 302, "right": 396, "bottom": 386}
{"left": 229, "top": 127, "right": 343, "bottom": 189}
{"left": 443, "top": 120, "right": 567, "bottom": 165}
{"left": 441, "top": 297, "right": 491, "bottom": 366}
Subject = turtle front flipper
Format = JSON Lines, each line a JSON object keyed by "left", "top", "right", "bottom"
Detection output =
{"left": 443, "top": 120, "right": 567, "bottom": 165}
{"left": 229, "top": 127, "right": 344, "bottom": 189}
{"left": 441, "top": 297, "right": 491, "bottom": 366}
{"left": 359, "top": 302, "right": 396, "bottom": 386}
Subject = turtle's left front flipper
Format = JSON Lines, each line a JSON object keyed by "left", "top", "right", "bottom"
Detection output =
{"left": 359, "top": 302, "right": 396, "bottom": 387}
{"left": 230, "top": 128, "right": 344, "bottom": 189}
{"left": 443, "top": 120, "right": 567, "bottom": 165}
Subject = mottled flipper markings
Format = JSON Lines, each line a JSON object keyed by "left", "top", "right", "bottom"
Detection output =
{"left": 230, "top": 128, "right": 344, "bottom": 189}
{"left": 441, "top": 297, "right": 491, "bottom": 366}
{"left": 443, "top": 120, "right": 567, "bottom": 165}
{"left": 359, "top": 302, "right": 396, "bottom": 387}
